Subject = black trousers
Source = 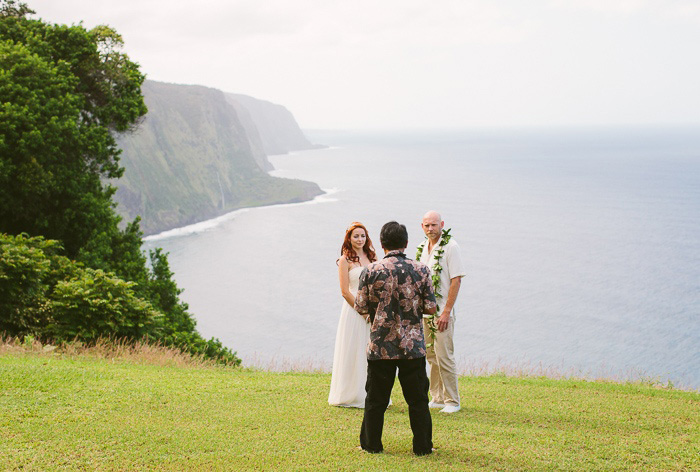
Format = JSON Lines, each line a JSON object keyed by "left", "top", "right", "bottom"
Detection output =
{"left": 359, "top": 357, "right": 433, "bottom": 455}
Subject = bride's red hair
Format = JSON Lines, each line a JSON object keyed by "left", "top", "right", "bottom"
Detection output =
{"left": 340, "top": 222, "right": 377, "bottom": 264}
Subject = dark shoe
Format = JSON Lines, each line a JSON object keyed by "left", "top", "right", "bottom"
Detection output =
{"left": 357, "top": 446, "right": 383, "bottom": 454}
{"left": 415, "top": 447, "right": 436, "bottom": 456}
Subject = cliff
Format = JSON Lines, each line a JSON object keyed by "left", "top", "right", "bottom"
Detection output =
{"left": 226, "top": 93, "right": 324, "bottom": 155}
{"left": 113, "top": 80, "right": 322, "bottom": 235}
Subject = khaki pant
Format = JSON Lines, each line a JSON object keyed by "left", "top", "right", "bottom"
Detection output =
{"left": 423, "top": 316, "right": 459, "bottom": 406}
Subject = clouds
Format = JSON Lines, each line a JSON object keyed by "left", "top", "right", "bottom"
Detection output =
{"left": 548, "top": 0, "right": 649, "bottom": 14}
{"left": 549, "top": 0, "right": 700, "bottom": 23}
{"left": 26, "top": 0, "right": 700, "bottom": 129}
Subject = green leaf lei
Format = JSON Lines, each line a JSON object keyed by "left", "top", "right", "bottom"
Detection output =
{"left": 416, "top": 228, "right": 452, "bottom": 344}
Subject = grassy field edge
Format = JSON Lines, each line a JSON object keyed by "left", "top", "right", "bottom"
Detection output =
{"left": 1, "top": 349, "right": 698, "bottom": 471}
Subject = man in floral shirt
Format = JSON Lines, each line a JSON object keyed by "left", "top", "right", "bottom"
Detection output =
{"left": 355, "top": 221, "right": 437, "bottom": 455}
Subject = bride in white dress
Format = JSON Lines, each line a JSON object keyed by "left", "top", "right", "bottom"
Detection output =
{"left": 328, "top": 222, "right": 377, "bottom": 408}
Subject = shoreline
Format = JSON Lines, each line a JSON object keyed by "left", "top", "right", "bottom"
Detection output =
{"left": 143, "top": 187, "right": 339, "bottom": 242}
{"left": 142, "top": 147, "right": 332, "bottom": 242}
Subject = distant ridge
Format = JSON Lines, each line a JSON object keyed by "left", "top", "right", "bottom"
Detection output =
{"left": 226, "top": 94, "right": 325, "bottom": 156}
{"left": 113, "top": 80, "right": 323, "bottom": 235}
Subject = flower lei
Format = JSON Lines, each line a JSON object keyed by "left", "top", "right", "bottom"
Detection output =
{"left": 416, "top": 228, "right": 451, "bottom": 344}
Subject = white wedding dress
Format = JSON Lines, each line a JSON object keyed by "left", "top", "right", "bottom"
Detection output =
{"left": 328, "top": 266, "right": 370, "bottom": 408}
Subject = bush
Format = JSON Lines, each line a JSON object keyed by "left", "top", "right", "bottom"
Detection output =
{"left": 0, "top": 234, "right": 59, "bottom": 334}
{"left": 0, "top": 233, "right": 240, "bottom": 365}
{"left": 0, "top": 6, "right": 239, "bottom": 366}
{"left": 46, "top": 268, "right": 160, "bottom": 342}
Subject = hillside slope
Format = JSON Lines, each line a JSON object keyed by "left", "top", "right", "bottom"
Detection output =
{"left": 113, "top": 81, "right": 322, "bottom": 235}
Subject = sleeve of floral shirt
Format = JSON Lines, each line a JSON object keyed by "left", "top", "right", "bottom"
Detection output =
{"left": 354, "top": 269, "right": 370, "bottom": 315}
{"left": 420, "top": 266, "right": 438, "bottom": 313}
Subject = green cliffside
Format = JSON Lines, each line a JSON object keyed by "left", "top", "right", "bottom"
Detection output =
{"left": 113, "top": 81, "right": 322, "bottom": 235}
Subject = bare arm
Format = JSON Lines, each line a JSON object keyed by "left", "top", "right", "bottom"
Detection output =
{"left": 437, "top": 276, "right": 462, "bottom": 332}
{"left": 338, "top": 256, "right": 355, "bottom": 307}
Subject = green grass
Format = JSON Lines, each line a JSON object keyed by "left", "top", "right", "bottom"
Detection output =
{"left": 1, "top": 353, "right": 698, "bottom": 471}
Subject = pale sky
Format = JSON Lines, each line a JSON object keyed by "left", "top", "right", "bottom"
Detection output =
{"left": 26, "top": 0, "right": 700, "bottom": 130}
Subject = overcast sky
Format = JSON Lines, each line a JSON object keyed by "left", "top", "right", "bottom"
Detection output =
{"left": 26, "top": 0, "right": 700, "bottom": 130}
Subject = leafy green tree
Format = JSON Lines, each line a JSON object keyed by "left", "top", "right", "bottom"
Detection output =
{"left": 0, "top": 3, "right": 240, "bottom": 365}
{"left": 0, "top": 2, "right": 146, "bottom": 265}
{"left": 0, "top": 0, "right": 31, "bottom": 18}
{"left": 1, "top": 233, "right": 241, "bottom": 365}
{"left": 148, "top": 248, "right": 196, "bottom": 336}
{"left": 0, "top": 233, "right": 159, "bottom": 343}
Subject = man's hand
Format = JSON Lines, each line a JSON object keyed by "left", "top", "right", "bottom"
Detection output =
{"left": 436, "top": 277, "right": 461, "bottom": 332}
{"left": 436, "top": 310, "right": 450, "bottom": 332}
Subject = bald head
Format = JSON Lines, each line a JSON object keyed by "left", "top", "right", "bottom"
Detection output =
{"left": 423, "top": 210, "right": 441, "bottom": 222}
{"left": 421, "top": 210, "right": 444, "bottom": 243}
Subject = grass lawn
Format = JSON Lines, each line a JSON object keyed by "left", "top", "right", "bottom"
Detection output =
{"left": 1, "top": 352, "right": 698, "bottom": 471}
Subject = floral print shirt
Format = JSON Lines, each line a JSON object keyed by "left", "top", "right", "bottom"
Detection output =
{"left": 354, "top": 251, "right": 437, "bottom": 360}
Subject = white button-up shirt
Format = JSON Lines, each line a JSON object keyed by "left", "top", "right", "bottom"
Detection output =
{"left": 417, "top": 236, "right": 466, "bottom": 316}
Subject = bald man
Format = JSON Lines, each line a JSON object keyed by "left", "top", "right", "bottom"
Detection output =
{"left": 417, "top": 211, "right": 466, "bottom": 413}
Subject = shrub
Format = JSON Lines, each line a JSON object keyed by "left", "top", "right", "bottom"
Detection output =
{"left": 0, "top": 233, "right": 240, "bottom": 365}
{"left": 46, "top": 268, "right": 161, "bottom": 342}
{"left": 0, "top": 234, "right": 58, "bottom": 334}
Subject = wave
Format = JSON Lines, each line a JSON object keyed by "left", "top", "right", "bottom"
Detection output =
{"left": 144, "top": 188, "right": 340, "bottom": 242}
{"left": 143, "top": 208, "right": 251, "bottom": 242}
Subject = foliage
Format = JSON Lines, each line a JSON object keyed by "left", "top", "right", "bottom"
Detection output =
{"left": 0, "top": 234, "right": 58, "bottom": 334}
{"left": 0, "top": 1, "right": 145, "bottom": 262}
{"left": 0, "top": 233, "right": 240, "bottom": 365}
{"left": 46, "top": 268, "right": 160, "bottom": 342}
{"left": 147, "top": 248, "right": 195, "bottom": 335}
{"left": 0, "top": 0, "right": 32, "bottom": 18}
{"left": 0, "top": 233, "right": 155, "bottom": 341}
{"left": 0, "top": 4, "right": 239, "bottom": 365}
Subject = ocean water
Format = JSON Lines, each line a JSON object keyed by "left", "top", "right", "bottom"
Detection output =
{"left": 144, "top": 127, "right": 700, "bottom": 389}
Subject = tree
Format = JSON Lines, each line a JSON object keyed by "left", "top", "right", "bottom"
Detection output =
{"left": 0, "top": 233, "right": 159, "bottom": 343}
{"left": 0, "top": 2, "right": 240, "bottom": 365}
{"left": 0, "top": 3, "right": 147, "bottom": 265}
{"left": 0, "top": 0, "right": 32, "bottom": 18}
{"left": 0, "top": 233, "right": 241, "bottom": 365}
